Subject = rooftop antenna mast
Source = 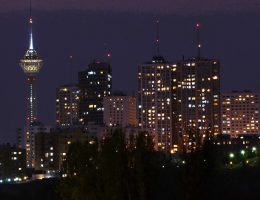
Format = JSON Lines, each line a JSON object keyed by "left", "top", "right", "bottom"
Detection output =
{"left": 104, "top": 42, "right": 111, "bottom": 62}
{"left": 69, "top": 55, "right": 73, "bottom": 84}
{"left": 196, "top": 23, "right": 201, "bottom": 59}
{"left": 156, "top": 20, "right": 160, "bottom": 56}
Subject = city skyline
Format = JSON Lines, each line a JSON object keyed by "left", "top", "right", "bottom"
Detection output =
{"left": 1, "top": 9, "right": 260, "bottom": 143}
{"left": 1, "top": 2, "right": 260, "bottom": 199}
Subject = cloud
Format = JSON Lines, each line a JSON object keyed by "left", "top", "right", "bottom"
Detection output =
{"left": 2, "top": 0, "right": 260, "bottom": 14}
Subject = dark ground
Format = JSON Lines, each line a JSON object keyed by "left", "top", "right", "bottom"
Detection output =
{"left": 1, "top": 169, "right": 260, "bottom": 200}
{"left": 0, "top": 178, "right": 60, "bottom": 200}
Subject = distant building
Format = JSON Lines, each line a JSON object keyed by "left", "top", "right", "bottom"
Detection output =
{"left": 176, "top": 58, "right": 221, "bottom": 151}
{"left": 34, "top": 129, "right": 88, "bottom": 171}
{"left": 0, "top": 144, "right": 26, "bottom": 179}
{"left": 25, "top": 124, "right": 52, "bottom": 168}
{"left": 56, "top": 84, "right": 80, "bottom": 127}
{"left": 215, "top": 134, "right": 260, "bottom": 148}
{"left": 87, "top": 125, "right": 154, "bottom": 146}
{"left": 138, "top": 55, "right": 220, "bottom": 152}
{"left": 222, "top": 91, "right": 259, "bottom": 136}
{"left": 16, "top": 128, "right": 23, "bottom": 149}
{"left": 78, "top": 60, "right": 112, "bottom": 125}
{"left": 85, "top": 122, "right": 107, "bottom": 138}
{"left": 138, "top": 56, "right": 177, "bottom": 152}
{"left": 103, "top": 95, "right": 137, "bottom": 127}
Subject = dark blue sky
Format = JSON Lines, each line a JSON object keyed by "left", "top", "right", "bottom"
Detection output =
{"left": 3, "top": 0, "right": 260, "bottom": 15}
{"left": 1, "top": 2, "right": 260, "bottom": 142}
{"left": 3, "top": 0, "right": 260, "bottom": 14}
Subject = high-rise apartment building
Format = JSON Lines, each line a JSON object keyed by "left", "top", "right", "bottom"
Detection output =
{"left": 138, "top": 56, "right": 177, "bottom": 152}
{"left": 78, "top": 61, "right": 112, "bottom": 125}
{"left": 175, "top": 58, "right": 221, "bottom": 151}
{"left": 222, "top": 91, "right": 259, "bottom": 136}
{"left": 137, "top": 22, "right": 221, "bottom": 152}
{"left": 103, "top": 95, "right": 137, "bottom": 127}
{"left": 56, "top": 85, "right": 80, "bottom": 127}
{"left": 138, "top": 56, "right": 220, "bottom": 152}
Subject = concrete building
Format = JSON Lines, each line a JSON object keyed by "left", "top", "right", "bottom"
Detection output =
{"left": 176, "top": 58, "right": 220, "bottom": 151}
{"left": 78, "top": 60, "right": 112, "bottom": 125}
{"left": 138, "top": 56, "right": 177, "bottom": 152}
{"left": 222, "top": 91, "right": 259, "bottom": 136}
{"left": 103, "top": 95, "right": 137, "bottom": 127}
{"left": 138, "top": 56, "right": 220, "bottom": 152}
{"left": 137, "top": 22, "right": 221, "bottom": 152}
{"left": 34, "top": 129, "right": 88, "bottom": 171}
{"left": 0, "top": 144, "right": 26, "bottom": 179}
{"left": 24, "top": 124, "right": 52, "bottom": 168}
{"left": 56, "top": 84, "right": 80, "bottom": 127}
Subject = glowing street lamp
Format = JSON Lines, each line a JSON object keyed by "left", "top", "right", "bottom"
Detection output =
{"left": 229, "top": 153, "right": 234, "bottom": 158}
{"left": 241, "top": 150, "right": 245, "bottom": 156}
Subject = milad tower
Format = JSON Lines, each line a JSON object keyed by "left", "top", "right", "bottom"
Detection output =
{"left": 19, "top": 10, "right": 43, "bottom": 168}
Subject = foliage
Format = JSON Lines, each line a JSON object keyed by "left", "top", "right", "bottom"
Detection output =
{"left": 57, "top": 130, "right": 155, "bottom": 200}
{"left": 180, "top": 128, "right": 224, "bottom": 200}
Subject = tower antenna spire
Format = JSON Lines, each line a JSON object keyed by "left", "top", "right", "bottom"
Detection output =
{"left": 30, "top": 0, "right": 32, "bottom": 18}
{"left": 69, "top": 55, "right": 73, "bottom": 84}
{"left": 196, "top": 23, "right": 201, "bottom": 59}
{"left": 29, "top": 0, "right": 33, "bottom": 50}
{"left": 156, "top": 19, "right": 160, "bottom": 56}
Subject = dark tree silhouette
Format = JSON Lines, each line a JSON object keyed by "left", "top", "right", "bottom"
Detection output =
{"left": 58, "top": 129, "right": 155, "bottom": 200}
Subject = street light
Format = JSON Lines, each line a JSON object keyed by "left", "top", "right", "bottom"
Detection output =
{"left": 229, "top": 153, "right": 234, "bottom": 158}
{"left": 241, "top": 150, "right": 245, "bottom": 156}
{"left": 252, "top": 147, "right": 257, "bottom": 152}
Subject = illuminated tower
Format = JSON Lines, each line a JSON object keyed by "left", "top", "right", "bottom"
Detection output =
{"left": 19, "top": 11, "right": 43, "bottom": 168}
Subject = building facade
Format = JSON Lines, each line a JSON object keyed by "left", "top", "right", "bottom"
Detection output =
{"left": 0, "top": 144, "right": 26, "bottom": 179}
{"left": 56, "top": 84, "right": 80, "bottom": 127}
{"left": 138, "top": 56, "right": 177, "bottom": 152}
{"left": 78, "top": 61, "right": 112, "bottom": 125}
{"left": 138, "top": 56, "right": 220, "bottom": 152}
{"left": 24, "top": 125, "right": 52, "bottom": 168}
{"left": 222, "top": 91, "right": 259, "bottom": 136}
{"left": 176, "top": 58, "right": 221, "bottom": 151}
{"left": 103, "top": 95, "right": 137, "bottom": 127}
{"left": 34, "top": 129, "right": 89, "bottom": 171}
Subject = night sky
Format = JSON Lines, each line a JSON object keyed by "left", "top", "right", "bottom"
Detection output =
{"left": 1, "top": 0, "right": 260, "bottom": 142}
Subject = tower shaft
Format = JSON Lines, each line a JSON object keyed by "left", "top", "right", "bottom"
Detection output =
{"left": 27, "top": 77, "right": 37, "bottom": 126}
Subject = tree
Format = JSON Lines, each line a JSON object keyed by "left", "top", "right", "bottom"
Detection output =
{"left": 58, "top": 129, "right": 155, "bottom": 200}
{"left": 58, "top": 138, "right": 100, "bottom": 200}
